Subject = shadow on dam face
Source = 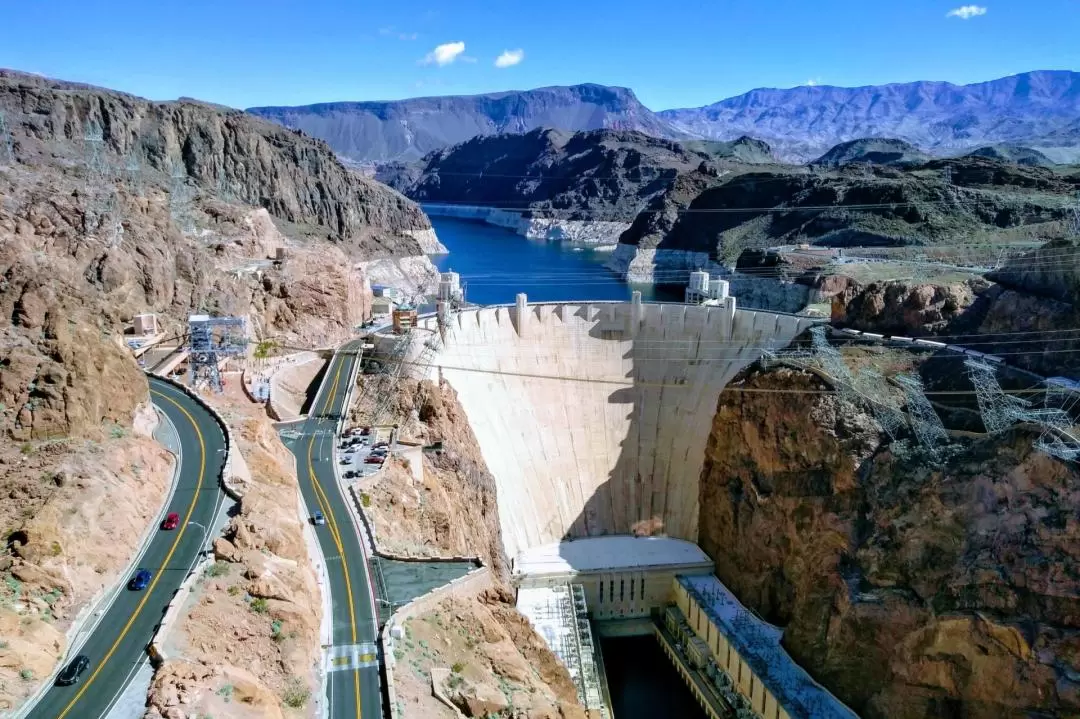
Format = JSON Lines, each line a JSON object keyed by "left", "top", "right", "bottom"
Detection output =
{"left": 423, "top": 301, "right": 817, "bottom": 559}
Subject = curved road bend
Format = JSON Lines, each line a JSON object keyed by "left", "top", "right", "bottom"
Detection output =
{"left": 282, "top": 341, "right": 382, "bottom": 719}
{"left": 26, "top": 377, "right": 228, "bottom": 719}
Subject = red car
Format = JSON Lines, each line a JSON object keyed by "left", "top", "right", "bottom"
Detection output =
{"left": 364, "top": 456, "right": 384, "bottom": 465}
{"left": 161, "top": 512, "right": 180, "bottom": 530}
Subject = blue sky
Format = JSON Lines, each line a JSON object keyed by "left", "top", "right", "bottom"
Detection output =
{"left": 3, "top": 0, "right": 1078, "bottom": 110}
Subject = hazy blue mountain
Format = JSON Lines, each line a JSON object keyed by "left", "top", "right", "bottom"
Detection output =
{"left": 660, "top": 71, "right": 1080, "bottom": 162}
{"left": 248, "top": 84, "right": 683, "bottom": 164}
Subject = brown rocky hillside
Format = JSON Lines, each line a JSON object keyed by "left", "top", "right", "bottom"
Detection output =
{"left": 699, "top": 363, "right": 1080, "bottom": 718}
{"left": 0, "top": 69, "right": 434, "bottom": 714}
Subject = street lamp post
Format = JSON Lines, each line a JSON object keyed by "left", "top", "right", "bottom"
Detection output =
{"left": 188, "top": 520, "right": 211, "bottom": 557}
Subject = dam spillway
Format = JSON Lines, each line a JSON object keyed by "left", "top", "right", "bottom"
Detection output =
{"left": 408, "top": 297, "right": 819, "bottom": 558}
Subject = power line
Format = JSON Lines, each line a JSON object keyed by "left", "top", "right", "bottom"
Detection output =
{"left": 424, "top": 195, "right": 1059, "bottom": 214}
{"left": 390, "top": 355, "right": 1059, "bottom": 394}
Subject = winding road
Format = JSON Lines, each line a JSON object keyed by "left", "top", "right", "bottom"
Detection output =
{"left": 24, "top": 377, "right": 228, "bottom": 719}
{"left": 281, "top": 340, "right": 383, "bottom": 719}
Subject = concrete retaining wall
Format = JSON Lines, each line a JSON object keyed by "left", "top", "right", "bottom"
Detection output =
{"left": 382, "top": 567, "right": 495, "bottom": 719}
{"left": 266, "top": 351, "right": 325, "bottom": 422}
{"left": 148, "top": 373, "right": 242, "bottom": 501}
{"left": 142, "top": 373, "right": 240, "bottom": 667}
{"left": 146, "top": 554, "right": 212, "bottom": 666}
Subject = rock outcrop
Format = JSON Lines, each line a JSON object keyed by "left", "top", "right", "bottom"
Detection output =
{"left": 820, "top": 272, "right": 989, "bottom": 335}
{"left": 394, "top": 586, "right": 587, "bottom": 719}
{"left": 350, "top": 376, "right": 507, "bottom": 574}
{"left": 389, "top": 128, "right": 769, "bottom": 245}
{"left": 1, "top": 69, "right": 431, "bottom": 256}
{"left": 0, "top": 418, "right": 173, "bottom": 712}
{"left": 698, "top": 363, "right": 1080, "bottom": 718}
{"left": 0, "top": 68, "right": 432, "bottom": 714}
{"left": 967, "top": 144, "right": 1056, "bottom": 167}
{"left": 146, "top": 404, "right": 322, "bottom": 719}
{"left": 611, "top": 156, "right": 1072, "bottom": 281}
{"left": 812, "top": 138, "right": 931, "bottom": 168}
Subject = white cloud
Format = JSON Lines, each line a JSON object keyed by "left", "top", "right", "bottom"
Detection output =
{"left": 805, "top": 77, "right": 822, "bottom": 87}
{"left": 494, "top": 49, "right": 525, "bottom": 68}
{"left": 422, "top": 41, "right": 467, "bottom": 66}
{"left": 946, "top": 5, "right": 987, "bottom": 19}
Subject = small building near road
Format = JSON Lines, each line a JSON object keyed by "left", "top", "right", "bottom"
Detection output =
{"left": 392, "top": 306, "right": 418, "bottom": 334}
{"left": 133, "top": 313, "right": 159, "bottom": 336}
{"left": 371, "top": 296, "right": 397, "bottom": 317}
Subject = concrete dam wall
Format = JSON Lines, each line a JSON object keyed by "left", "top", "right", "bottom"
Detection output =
{"left": 411, "top": 300, "right": 818, "bottom": 558}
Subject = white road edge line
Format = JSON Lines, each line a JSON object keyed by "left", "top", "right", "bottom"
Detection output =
{"left": 97, "top": 380, "right": 231, "bottom": 719}
{"left": 99, "top": 380, "right": 230, "bottom": 712}
{"left": 329, "top": 348, "right": 382, "bottom": 640}
{"left": 12, "top": 395, "right": 184, "bottom": 719}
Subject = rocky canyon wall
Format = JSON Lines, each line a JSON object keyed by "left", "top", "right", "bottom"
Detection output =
{"left": 698, "top": 363, "right": 1080, "bottom": 719}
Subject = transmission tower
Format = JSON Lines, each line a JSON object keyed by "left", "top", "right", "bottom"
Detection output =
{"left": 895, "top": 373, "right": 948, "bottom": 451}
{"left": 965, "top": 359, "right": 1079, "bottom": 462}
{"left": 83, "top": 119, "right": 114, "bottom": 233}
{"left": 123, "top": 150, "right": 144, "bottom": 197}
{"left": 187, "top": 314, "right": 246, "bottom": 393}
{"left": 169, "top": 163, "right": 196, "bottom": 234}
{"left": 1069, "top": 192, "right": 1080, "bottom": 238}
{"left": 964, "top": 359, "right": 1028, "bottom": 434}
{"left": 770, "top": 326, "right": 908, "bottom": 440}
{"left": 0, "top": 111, "right": 14, "bottom": 165}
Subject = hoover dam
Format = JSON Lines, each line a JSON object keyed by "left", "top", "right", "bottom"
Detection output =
{"left": 383, "top": 292, "right": 859, "bottom": 718}
{"left": 408, "top": 293, "right": 819, "bottom": 558}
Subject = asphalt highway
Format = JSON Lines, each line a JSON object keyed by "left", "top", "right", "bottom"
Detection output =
{"left": 25, "top": 376, "right": 227, "bottom": 719}
{"left": 282, "top": 340, "right": 382, "bottom": 719}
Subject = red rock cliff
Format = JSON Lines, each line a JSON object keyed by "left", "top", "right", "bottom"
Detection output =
{"left": 698, "top": 365, "right": 1080, "bottom": 718}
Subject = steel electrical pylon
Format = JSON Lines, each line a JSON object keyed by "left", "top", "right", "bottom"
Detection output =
{"left": 170, "top": 163, "right": 196, "bottom": 234}
{"left": 83, "top": 119, "right": 114, "bottom": 233}
{"left": 965, "top": 359, "right": 1079, "bottom": 462}
{"left": 187, "top": 314, "right": 246, "bottom": 393}
{"left": 895, "top": 373, "right": 949, "bottom": 451}
{"left": 0, "top": 111, "right": 14, "bottom": 165}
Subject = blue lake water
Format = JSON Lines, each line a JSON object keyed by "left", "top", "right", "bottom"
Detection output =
{"left": 430, "top": 217, "right": 682, "bottom": 305}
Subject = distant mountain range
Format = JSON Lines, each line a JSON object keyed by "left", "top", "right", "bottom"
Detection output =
{"left": 660, "top": 70, "right": 1080, "bottom": 162}
{"left": 248, "top": 71, "right": 1080, "bottom": 165}
{"left": 248, "top": 84, "right": 676, "bottom": 164}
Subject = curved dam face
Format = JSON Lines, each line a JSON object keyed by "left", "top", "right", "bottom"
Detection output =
{"left": 413, "top": 300, "right": 818, "bottom": 559}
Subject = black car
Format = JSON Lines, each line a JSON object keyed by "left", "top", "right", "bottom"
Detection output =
{"left": 56, "top": 655, "right": 89, "bottom": 686}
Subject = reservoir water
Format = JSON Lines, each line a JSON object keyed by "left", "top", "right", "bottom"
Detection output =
{"left": 430, "top": 217, "right": 682, "bottom": 305}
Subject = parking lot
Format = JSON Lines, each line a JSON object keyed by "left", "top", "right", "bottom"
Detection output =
{"left": 336, "top": 425, "right": 393, "bottom": 481}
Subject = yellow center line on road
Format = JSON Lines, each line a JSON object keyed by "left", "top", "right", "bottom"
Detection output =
{"left": 305, "top": 354, "right": 363, "bottom": 717}
{"left": 55, "top": 386, "right": 207, "bottom": 719}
